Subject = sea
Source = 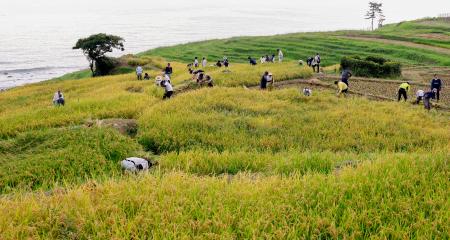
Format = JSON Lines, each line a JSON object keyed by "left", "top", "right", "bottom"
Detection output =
{"left": 0, "top": 0, "right": 441, "bottom": 89}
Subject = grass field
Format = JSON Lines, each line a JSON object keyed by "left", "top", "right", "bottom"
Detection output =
{"left": 141, "top": 19, "right": 450, "bottom": 68}
{"left": 366, "top": 18, "right": 450, "bottom": 49}
{"left": 0, "top": 19, "right": 449, "bottom": 239}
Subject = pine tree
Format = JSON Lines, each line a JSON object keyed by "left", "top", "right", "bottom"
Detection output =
{"left": 365, "top": 2, "right": 382, "bottom": 31}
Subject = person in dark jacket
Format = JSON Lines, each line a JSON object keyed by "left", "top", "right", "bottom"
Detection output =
{"left": 306, "top": 57, "right": 313, "bottom": 67}
{"left": 341, "top": 69, "right": 352, "bottom": 86}
{"left": 430, "top": 74, "right": 442, "bottom": 101}
{"left": 260, "top": 71, "right": 269, "bottom": 89}
{"left": 423, "top": 89, "right": 437, "bottom": 110}
{"left": 164, "top": 63, "right": 173, "bottom": 78}
{"left": 248, "top": 57, "right": 257, "bottom": 66}
{"left": 205, "top": 75, "right": 214, "bottom": 87}
{"left": 224, "top": 59, "right": 229, "bottom": 68}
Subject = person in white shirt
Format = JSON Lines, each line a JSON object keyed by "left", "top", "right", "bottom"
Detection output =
{"left": 121, "top": 157, "right": 153, "bottom": 172}
{"left": 53, "top": 90, "right": 65, "bottom": 106}
{"left": 194, "top": 57, "right": 199, "bottom": 68}
{"left": 311, "top": 57, "right": 317, "bottom": 72}
{"left": 267, "top": 72, "right": 275, "bottom": 91}
{"left": 260, "top": 56, "right": 266, "bottom": 64}
{"left": 155, "top": 76, "right": 163, "bottom": 86}
{"left": 303, "top": 88, "right": 312, "bottom": 96}
{"left": 136, "top": 65, "right": 143, "bottom": 80}
{"left": 164, "top": 74, "right": 171, "bottom": 83}
{"left": 277, "top": 49, "right": 284, "bottom": 63}
{"left": 314, "top": 53, "right": 321, "bottom": 73}
{"left": 161, "top": 80, "right": 174, "bottom": 99}
{"left": 416, "top": 89, "right": 425, "bottom": 104}
{"left": 202, "top": 57, "right": 207, "bottom": 68}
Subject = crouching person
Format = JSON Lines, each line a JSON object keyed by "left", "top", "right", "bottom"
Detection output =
{"left": 53, "top": 90, "right": 65, "bottom": 106}
{"left": 205, "top": 75, "right": 214, "bottom": 87}
{"left": 121, "top": 157, "right": 154, "bottom": 173}
{"left": 335, "top": 81, "right": 348, "bottom": 97}
{"left": 160, "top": 79, "right": 174, "bottom": 100}
{"left": 415, "top": 89, "right": 424, "bottom": 104}
{"left": 303, "top": 88, "right": 312, "bottom": 96}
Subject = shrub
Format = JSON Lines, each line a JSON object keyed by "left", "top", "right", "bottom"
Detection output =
{"left": 95, "top": 57, "right": 120, "bottom": 76}
{"left": 340, "top": 56, "right": 401, "bottom": 78}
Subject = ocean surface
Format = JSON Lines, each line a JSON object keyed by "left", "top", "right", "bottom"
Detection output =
{"left": 0, "top": 0, "right": 444, "bottom": 89}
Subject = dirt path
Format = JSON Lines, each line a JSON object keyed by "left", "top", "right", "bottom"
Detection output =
{"left": 341, "top": 36, "right": 450, "bottom": 55}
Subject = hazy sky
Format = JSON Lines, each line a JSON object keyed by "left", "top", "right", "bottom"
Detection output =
{"left": 3, "top": 0, "right": 449, "bottom": 27}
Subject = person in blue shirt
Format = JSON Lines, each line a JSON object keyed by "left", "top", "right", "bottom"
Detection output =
{"left": 260, "top": 71, "right": 269, "bottom": 89}
{"left": 430, "top": 74, "right": 442, "bottom": 102}
{"left": 341, "top": 69, "right": 352, "bottom": 86}
{"left": 423, "top": 89, "right": 437, "bottom": 110}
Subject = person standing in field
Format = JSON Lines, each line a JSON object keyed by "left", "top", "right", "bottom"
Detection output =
{"left": 398, "top": 82, "right": 411, "bottom": 102}
{"left": 341, "top": 69, "right": 352, "bottom": 86}
{"left": 202, "top": 57, "right": 207, "bottom": 68}
{"left": 335, "top": 81, "right": 348, "bottom": 97}
{"left": 223, "top": 58, "right": 230, "bottom": 72}
{"left": 248, "top": 56, "right": 257, "bottom": 66}
{"left": 430, "top": 74, "right": 442, "bottom": 102}
{"left": 194, "top": 57, "right": 199, "bottom": 68}
{"left": 260, "top": 71, "right": 269, "bottom": 90}
{"left": 53, "top": 90, "right": 65, "bottom": 106}
{"left": 314, "top": 53, "right": 321, "bottom": 73}
{"left": 136, "top": 65, "right": 143, "bottom": 80}
{"left": 164, "top": 63, "right": 173, "bottom": 79}
{"left": 311, "top": 56, "right": 317, "bottom": 72}
{"left": 277, "top": 49, "right": 284, "bottom": 63}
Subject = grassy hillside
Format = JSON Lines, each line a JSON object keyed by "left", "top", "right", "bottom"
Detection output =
{"left": 141, "top": 19, "right": 450, "bottom": 67}
{"left": 370, "top": 18, "right": 450, "bottom": 49}
{"left": 0, "top": 19, "right": 449, "bottom": 239}
{"left": 142, "top": 34, "right": 450, "bottom": 66}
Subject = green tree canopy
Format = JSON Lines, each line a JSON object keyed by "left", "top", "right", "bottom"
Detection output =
{"left": 73, "top": 33, "right": 125, "bottom": 76}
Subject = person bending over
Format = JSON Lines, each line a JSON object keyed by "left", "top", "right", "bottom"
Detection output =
{"left": 398, "top": 82, "right": 411, "bottom": 102}
{"left": 335, "top": 81, "right": 348, "bottom": 97}
{"left": 161, "top": 80, "right": 173, "bottom": 100}
{"left": 53, "top": 90, "right": 65, "bottom": 106}
{"left": 415, "top": 89, "right": 424, "bottom": 104}
{"left": 260, "top": 72, "right": 269, "bottom": 90}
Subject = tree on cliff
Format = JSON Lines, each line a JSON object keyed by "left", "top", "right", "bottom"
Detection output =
{"left": 73, "top": 34, "right": 125, "bottom": 77}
